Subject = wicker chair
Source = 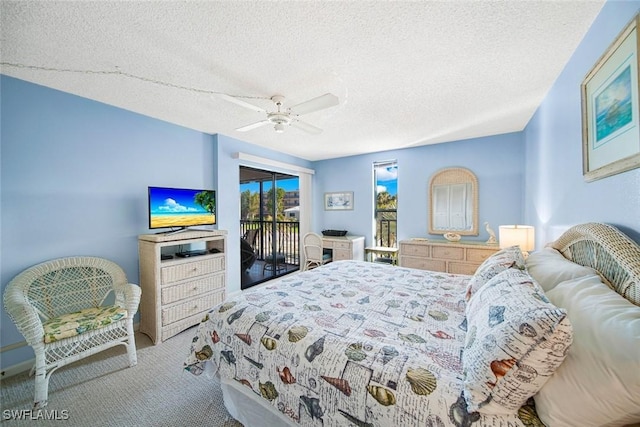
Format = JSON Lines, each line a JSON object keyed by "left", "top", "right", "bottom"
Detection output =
{"left": 302, "top": 232, "right": 332, "bottom": 271}
{"left": 3, "top": 257, "right": 141, "bottom": 408}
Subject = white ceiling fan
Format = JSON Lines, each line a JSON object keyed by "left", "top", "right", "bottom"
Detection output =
{"left": 219, "top": 93, "right": 339, "bottom": 134}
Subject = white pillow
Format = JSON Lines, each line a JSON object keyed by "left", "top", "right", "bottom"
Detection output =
{"left": 526, "top": 247, "right": 596, "bottom": 292}
{"left": 535, "top": 275, "right": 640, "bottom": 427}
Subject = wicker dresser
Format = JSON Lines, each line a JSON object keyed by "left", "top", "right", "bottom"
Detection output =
{"left": 399, "top": 239, "right": 499, "bottom": 275}
{"left": 322, "top": 235, "right": 366, "bottom": 261}
{"left": 138, "top": 230, "right": 227, "bottom": 344}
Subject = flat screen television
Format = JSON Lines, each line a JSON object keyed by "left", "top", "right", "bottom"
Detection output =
{"left": 148, "top": 186, "right": 216, "bottom": 230}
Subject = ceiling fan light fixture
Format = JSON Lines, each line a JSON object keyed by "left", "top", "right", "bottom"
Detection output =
{"left": 222, "top": 92, "right": 339, "bottom": 134}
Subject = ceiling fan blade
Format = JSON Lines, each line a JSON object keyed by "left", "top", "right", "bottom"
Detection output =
{"left": 291, "top": 119, "right": 323, "bottom": 135}
{"left": 289, "top": 93, "right": 339, "bottom": 115}
{"left": 236, "top": 120, "right": 270, "bottom": 132}
{"left": 219, "top": 94, "right": 266, "bottom": 113}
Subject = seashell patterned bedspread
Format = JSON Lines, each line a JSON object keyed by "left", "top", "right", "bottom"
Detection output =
{"left": 184, "top": 260, "right": 540, "bottom": 426}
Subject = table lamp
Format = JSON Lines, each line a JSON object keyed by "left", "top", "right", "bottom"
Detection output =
{"left": 499, "top": 225, "right": 535, "bottom": 258}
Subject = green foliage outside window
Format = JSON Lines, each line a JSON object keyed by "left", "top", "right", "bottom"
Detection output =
{"left": 241, "top": 190, "right": 261, "bottom": 220}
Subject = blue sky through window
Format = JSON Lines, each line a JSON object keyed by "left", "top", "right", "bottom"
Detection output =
{"left": 376, "top": 164, "right": 398, "bottom": 196}
{"left": 240, "top": 177, "right": 299, "bottom": 193}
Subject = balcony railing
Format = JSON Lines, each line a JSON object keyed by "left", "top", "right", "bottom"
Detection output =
{"left": 376, "top": 209, "right": 397, "bottom": 247}
{"left": 241, "top": 215, "right": 396, "bottom": 266}
{"left": 240, "top": 220, "right": 300, "bottom": 266}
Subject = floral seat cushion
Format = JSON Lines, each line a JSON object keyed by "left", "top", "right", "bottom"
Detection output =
{"left": 43, "top": 305, "right": 127, "bottom": 343}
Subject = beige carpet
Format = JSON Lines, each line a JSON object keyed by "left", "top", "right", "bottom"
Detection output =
{"left": 0, "top": 328, "right": 242, "bottom": 426}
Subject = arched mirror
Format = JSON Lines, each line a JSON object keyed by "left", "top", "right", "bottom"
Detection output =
{"left": 428, "top": 167, "right": 478, "bottom": 236}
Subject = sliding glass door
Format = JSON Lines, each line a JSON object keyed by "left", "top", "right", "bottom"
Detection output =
{"left": 240, "top": 166, "right": 300, "bottom": 289}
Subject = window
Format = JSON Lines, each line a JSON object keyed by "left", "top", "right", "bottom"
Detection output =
{"left": 239, "top": 166, "right": 300, "bottom": 289}
{"left": 373, "top": 160, "right": 398, "bottom": 247}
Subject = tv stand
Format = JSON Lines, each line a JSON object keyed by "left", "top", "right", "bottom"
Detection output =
{"left": 175, "top": 250, "right": 208, "bottom": 258}
{"left": 138, "top": 230, "right": 227, "bottom": 344}
{"left": 157, "top": 227, "right": 212, "bottom": 236}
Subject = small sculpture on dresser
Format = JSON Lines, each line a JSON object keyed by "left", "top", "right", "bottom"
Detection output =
{"left": 485, "top": 222, "right": 498, "bottom": 245}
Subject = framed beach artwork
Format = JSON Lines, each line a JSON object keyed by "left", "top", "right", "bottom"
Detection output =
{"left": 581, "top": 13, "right": 640, "bottom": 182}
{"left": 324, "top": 191, "right": 354, "bottom": 211}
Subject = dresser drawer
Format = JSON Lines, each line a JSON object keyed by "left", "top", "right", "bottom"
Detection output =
{"left": 333, "top": 241, "right": 351, "bottom": 250}
{"left": 400, "top": 256, "right": 446, "bottom": 272}
{"left": 323, "top": 240, "right": 351, "bottom": 250}
{"left": 333, "top": 249, "right": 351, "bottom": 261}
{"left": 432, "top": 246, "right": 464, "bottom": 260}
{"left": 161, "top": 311, "right": 211, "bottom": 342}
{"left": 162, "top": 290, "right": 224, "bottom": 326}
{"left": 397, "top": 239, "right": 497, "bottom": 276}
{"left": 161, "top": 274, "right": 225, "bottom": 305}
{"left": 161, "top": 257, "right": 224, "bottom": 284}
{"left": 466, "top": 248, "right": 497, "bottom": 263}
{"left": 449, "top": 262, "right": 479, "bottom": 276}
{"left": 400, "top": 243, "right": 429, "bottom": 257}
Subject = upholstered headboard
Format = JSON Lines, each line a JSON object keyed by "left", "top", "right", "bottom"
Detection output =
{"left": 550, "top": 222, "right": 640, "bottom": 306}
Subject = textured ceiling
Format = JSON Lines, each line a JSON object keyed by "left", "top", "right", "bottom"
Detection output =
{"left": 1, "top": 1, "right": 604, "bottom": 161}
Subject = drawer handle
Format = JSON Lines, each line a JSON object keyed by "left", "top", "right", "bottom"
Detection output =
{"left": 192, "top": 305, "right": 198, "bottom": 311}
{"left": 193, "top": 286, "right": 198, "bottom": 291}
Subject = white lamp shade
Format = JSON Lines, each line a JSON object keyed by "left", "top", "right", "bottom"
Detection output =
{"left": 499, "top": 225, "right": 535, "bottom": 251}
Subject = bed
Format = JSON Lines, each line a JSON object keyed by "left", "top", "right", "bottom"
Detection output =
{"left": 184, "top": 222, "right": 640, "bottom": 427}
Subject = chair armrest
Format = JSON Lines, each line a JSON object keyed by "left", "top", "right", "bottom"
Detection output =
{"left": 113, "top": 283, "right": 142, "bottom": 318}
{"left": 3, "top": 288, "right": 45, "bottom": 347}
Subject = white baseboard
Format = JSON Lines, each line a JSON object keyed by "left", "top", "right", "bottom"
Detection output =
{"left": 0, "top": 358, "right": 34, "bottom": 380}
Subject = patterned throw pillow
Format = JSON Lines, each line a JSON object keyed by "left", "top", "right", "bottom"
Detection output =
{"left": 462, "top": 268, "right": 573, "bottom": 414}
{"left": 465, "top": 245, "right": 525, "bottom": 300}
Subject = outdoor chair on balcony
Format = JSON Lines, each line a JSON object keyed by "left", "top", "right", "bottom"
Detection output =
{"left": 242, "top": 228, "right": 260, "bottom": 252}
{"left": 302, "top": 232, "right": 332, "bottom": 271}
{"left": 241, "top": 237, "right": 257, "bottom": 272}
{"left": 3, "top": 256, "right": 141, "bottom": 408}
{"left": 263, "top": 226, "right": 288, "bottom": 274}
{"left": 263, "top": 252, "right": 287, "bottom": 274}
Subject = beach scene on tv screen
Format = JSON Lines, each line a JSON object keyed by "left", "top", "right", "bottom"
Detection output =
{"left": 150, "top": 188, "right": 215, "bottom": 228}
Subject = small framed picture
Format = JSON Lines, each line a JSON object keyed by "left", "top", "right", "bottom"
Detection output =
{"left": 324, "top": 191, "right": 354, "bottom": 211}
{"left": 581, "top": 13, "right": 640, "bottom": 182}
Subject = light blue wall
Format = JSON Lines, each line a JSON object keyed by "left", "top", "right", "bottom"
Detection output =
{"left": 312, "top": 132, "right": 525, "bottom": 246}
{"left": 524, "top": 1, "right": 640, "bottom": 245}
{"left": 212, "top": 134, "right": 313, "bottom": 296}
{"left": 0, "top": 75, "right": 312, "bottom": 370}
{"left": 0, "top": 75, "right": 216, "bottom": 368}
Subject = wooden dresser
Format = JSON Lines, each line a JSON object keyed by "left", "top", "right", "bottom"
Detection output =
{"left": 138, "top": 230, "right": 227, "bottom": 344}
{"left": 399, "top": 239, "right": 499, "bottom": 275}
{"left": 322, "top": 235, "right": 365, "bottom": 261}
